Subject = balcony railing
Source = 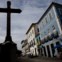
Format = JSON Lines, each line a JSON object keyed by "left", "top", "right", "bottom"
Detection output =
{"left": 40, "top": 30, "right": 59, "bottom": 44}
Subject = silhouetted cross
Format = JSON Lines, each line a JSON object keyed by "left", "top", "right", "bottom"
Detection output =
{"left": 0, "top": 1, "right": 22, "bottom": 42}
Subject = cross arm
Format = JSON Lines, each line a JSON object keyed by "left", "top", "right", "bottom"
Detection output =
{"left": 0, "top": 8, "right": 8, "bottom": 13}
{"left": 0, "top": 8, "right": 22, "bottom": 13}
{"left": 11, "top": 9, "right": 22, "bottom": 13}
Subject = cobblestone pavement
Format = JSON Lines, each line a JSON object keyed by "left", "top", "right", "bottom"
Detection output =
{"left": 17, "top": 56, "right": 62, "bottom": 62}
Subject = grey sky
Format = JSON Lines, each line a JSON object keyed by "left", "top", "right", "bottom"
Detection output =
{"left": 0, "top": 0, "right": 62, "bottom": 50}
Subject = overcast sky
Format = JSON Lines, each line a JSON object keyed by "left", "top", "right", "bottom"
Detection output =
{"left": 0, "top": 0, "right": 62, "bottom": 50}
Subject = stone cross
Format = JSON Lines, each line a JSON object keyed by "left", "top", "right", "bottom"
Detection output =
{"left": 0, "top": 1, "right": 22, "bottom": 42}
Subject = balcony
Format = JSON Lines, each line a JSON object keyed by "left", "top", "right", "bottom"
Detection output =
{"left": 40, "top": 30, "right": 59, "bottom": 44}
{"left": 47, "top": 35, "right": 52, "bottom": 41}
{"left": 50, "top": 30, "right": 58, "bottom": 39}
{"left": 53, "top": 30, "right": 59, "bottom": 38}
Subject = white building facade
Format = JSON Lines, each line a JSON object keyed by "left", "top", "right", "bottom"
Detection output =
{"left": 21, "top": 39, "right": 29, "bottom": 56}
{"left": 26, "top": 23, "right": 39, "bottom": 56}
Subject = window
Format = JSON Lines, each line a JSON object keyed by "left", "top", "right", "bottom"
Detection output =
{"left": 32, "top": 30, "right": 34, "bottom": 34}
{"left": 58, "top": 8, "right": 62, "bottom": 15}
{"left": 48, "top": 29, "right": 50, "bottom": 33}
{"left": 29, "top": 33, "right": 30, "bottom": 38}
{"left": 33, "top": 39, "right": 35, "bottom": 45}
{"left": 37, "top": 28, "right": 39, "bottom": 32}
{"left": 37, "top": 38, "right": 38, "bottom": 42}
{"left": 39, "top": 37, "right": 40, "bottom": 41}
{"left": 30, "top": 32, "right": 31, "bottom": 36}
{"left": 49, "top": 13, "right": 52, "bottom": 20}
{"left": 31, "top": 40, "right": 33, "bottom": 47}
{"left": 40, "top": 26, "right": 42, "bottom": 30}
{"left": 60, "top": 20, "right": 62, "bottom": 30}
{"left": 45, "top": 18, "right": 48, "bottom": 23}
{"left": 42, "top": 21, "right": 44, "bottom": 26}
{"left": 52, "top": 25, "right": 55, "bottom": 30}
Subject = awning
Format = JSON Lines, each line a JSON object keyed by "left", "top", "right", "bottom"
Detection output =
{"left": 54, "top": 44, "right": 62, "bottom": 48}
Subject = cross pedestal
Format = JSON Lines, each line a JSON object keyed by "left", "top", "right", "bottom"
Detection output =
{"left": 1, "top": 42, "right": 17, "bottom": 62}
{"left": 0, "top": 1, "right": 21, "bottom": 62}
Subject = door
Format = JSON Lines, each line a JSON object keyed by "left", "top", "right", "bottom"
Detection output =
{"left": 51, "top": 44, "right": 55, "bottom": 57}
{"left": 56, "top": 42, "right": 61, "bottom": 52}
{"left": 43, "top": 47, "right": 46, "bottom": 56}
{"left": 47, "top": 45, "right": 51, "bottom": 57}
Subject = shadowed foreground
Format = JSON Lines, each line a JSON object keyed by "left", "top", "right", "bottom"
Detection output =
{"left": 17, "top": 56, "right": 62, "bottom": 62}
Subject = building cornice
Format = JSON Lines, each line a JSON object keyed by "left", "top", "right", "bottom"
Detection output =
{"left": 26, "top": 23, "right": 37, "bottom": 34}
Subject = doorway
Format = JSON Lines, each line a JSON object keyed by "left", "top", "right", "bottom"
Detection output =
{"left": 56, "top": 42, "right": 61, "bottom": 52}
{"left": 43, "top": 47, "right": 46, "bottom": 56}
{"left": 47, "top": 45, "right": 51, "bottom": 57}
{"left": 51, "top": 44, "right": 55, "bottom": 57}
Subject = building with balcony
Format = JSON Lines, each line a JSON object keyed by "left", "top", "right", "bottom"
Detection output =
{"left": 26, "top": 23, "right": 39, "bottom": 56}
{"left": 37, "top": 2, "right": 62, "bottom": 57}
{"left": 21, "top": 39, "right": 29, "bottom": 56}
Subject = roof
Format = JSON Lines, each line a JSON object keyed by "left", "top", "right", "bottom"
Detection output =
{"left": 26, "top": 23, "right": 37, "bottom": 34}
{"left": 37, "top": 2, "right": 62, "bottom": 24}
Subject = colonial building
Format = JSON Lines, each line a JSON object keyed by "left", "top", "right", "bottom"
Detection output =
{"left": 21, "top": 39, "right": 29, "bottom": 56}
{"left": 26, "top": 23, "right": 39, "bottom": 56}
{"left": 37, "top": 2, "right": 62, "bottom": 57}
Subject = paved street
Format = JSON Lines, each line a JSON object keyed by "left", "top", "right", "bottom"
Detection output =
{"left": 17, "top": 56, "right": 62, "bottom": 62}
